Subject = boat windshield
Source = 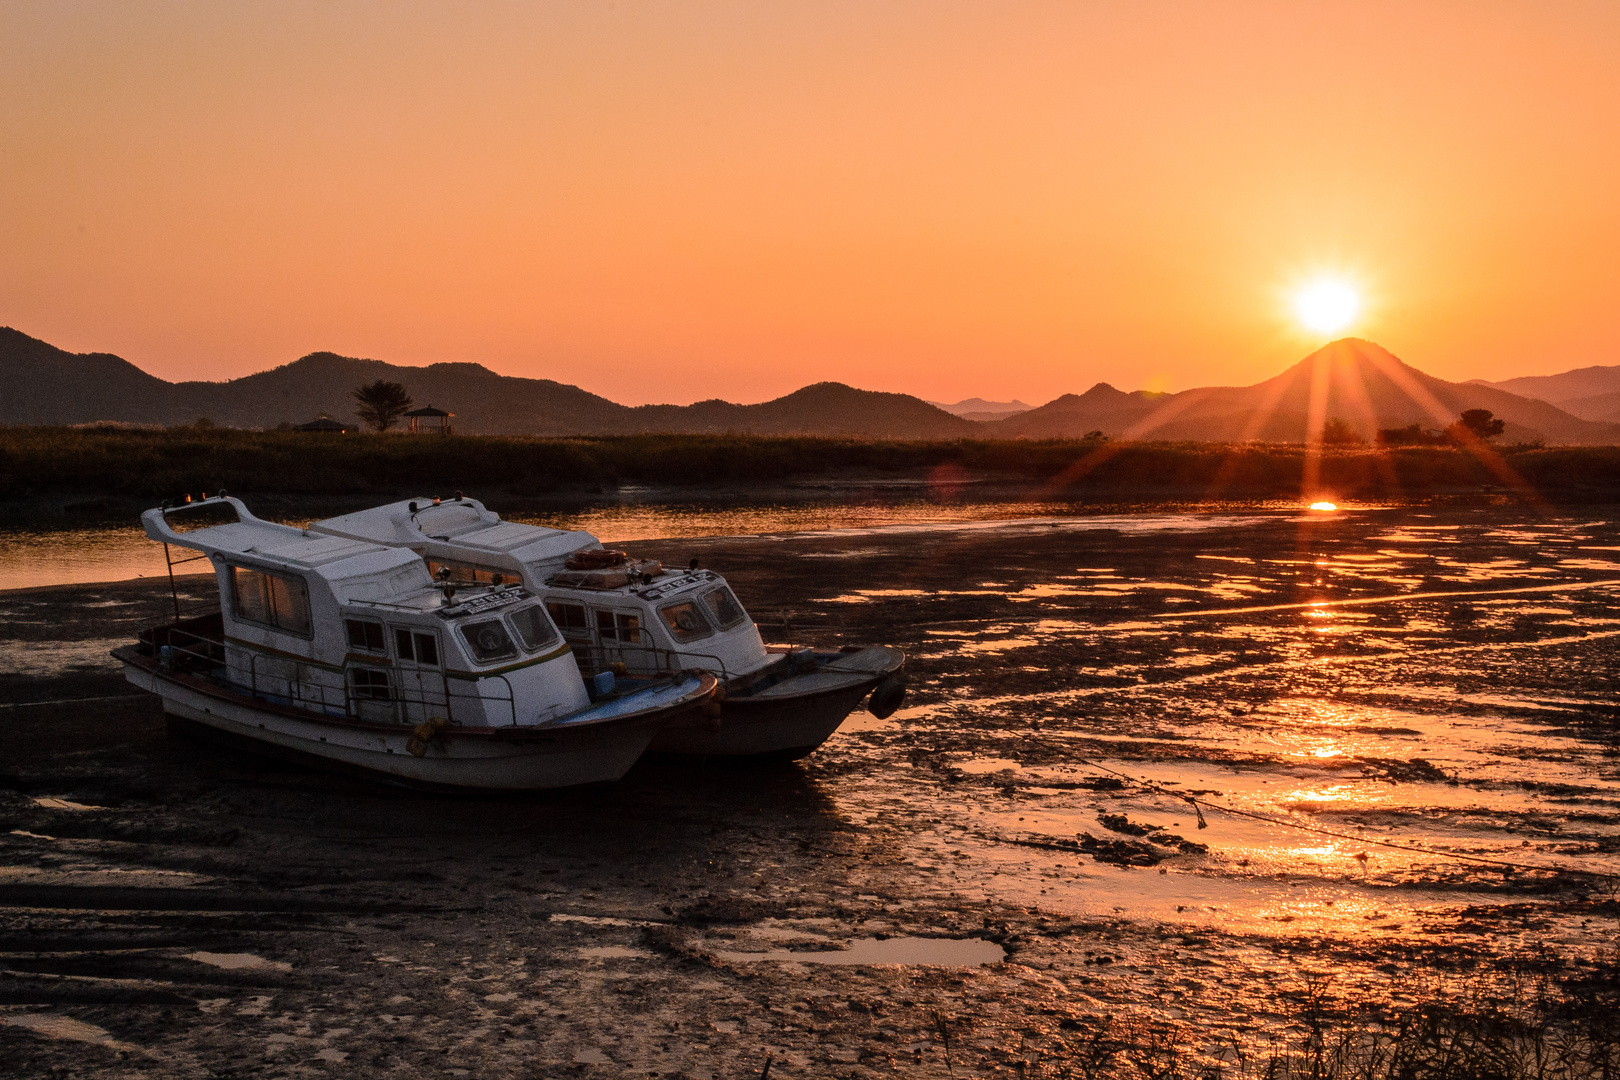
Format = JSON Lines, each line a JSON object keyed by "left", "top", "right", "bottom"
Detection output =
{"left": 702, "top": 585, "right": 748, "bottom": 630}
{"left": 507, "top": 604, "right": 560, "bottom": 653}
{"left": 461, "top": 619, "right": 518, "bottom": 664}
{"left": 659, "top": 600, "right": 714, "bottom": 643}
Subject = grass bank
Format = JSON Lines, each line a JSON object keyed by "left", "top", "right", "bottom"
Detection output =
{"left": 2, "top": 427, "right": 1617, "bottom": 513}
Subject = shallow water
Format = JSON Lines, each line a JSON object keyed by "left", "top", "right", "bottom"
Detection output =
{"left": 0, "top": 496, "right": 1310, "bottom": 589}
{"left": 2, "top": 501, "right": 1617, "bottom": 1076}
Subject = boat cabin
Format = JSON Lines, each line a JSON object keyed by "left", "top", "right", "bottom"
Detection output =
{"left": 147, "top": 497, "right": 590, "bottom": 728}
{"left": 312, "top": 497, "right": 773, "bottom": 682}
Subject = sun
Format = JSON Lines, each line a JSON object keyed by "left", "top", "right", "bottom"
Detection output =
{"left": 1292, "top": 278, "right": 1361, "bottom": 336}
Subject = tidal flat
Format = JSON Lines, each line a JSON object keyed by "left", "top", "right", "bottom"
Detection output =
{"left": 2, "top": 504, "right": 1618, "bottom": 1078}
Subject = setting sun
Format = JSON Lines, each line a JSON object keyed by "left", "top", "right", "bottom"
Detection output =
{"left": 1293, "top": 280, "right": 1362, "bottom": 336}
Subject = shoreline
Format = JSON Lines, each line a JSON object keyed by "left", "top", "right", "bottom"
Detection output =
{"left": 3, "top": 429, "right": 1618, "bottom": 529}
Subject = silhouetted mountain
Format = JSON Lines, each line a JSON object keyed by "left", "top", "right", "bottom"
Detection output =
{"left": 987, "top": 340, "right": 1620, "bottom": 445}
{"left": 1469, "top": 365, "right": 1620, "bottom": 422}
{"left": 0, "top": 327, "right": 183, "bottom": 425}
{"left": 629, "top": 383, "right": 975, "bottom": 438}
{"left": 991, "top": 383, "right": 1171, "bottom": 438}
{"left": 7, "top": 328, "right": 1618, "bottom": 443}
{"left": 927, "top": 397, "right": 1033, "bottom": 420}
{"left": 1471, "top": 364, "right": 1620, "bottom": 403}
{"left": 1547, "top": 390, "right": 1620, "bottom": 424}
{"left": 0, "top": 328, "right": 972, "bottom": 438}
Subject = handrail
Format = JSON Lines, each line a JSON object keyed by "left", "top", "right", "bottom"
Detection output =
{"left": 153, "top": 627, "right": 513, "bottom": 726}
{"left": 565, "top": 640, "right": 739, "bottom": 683}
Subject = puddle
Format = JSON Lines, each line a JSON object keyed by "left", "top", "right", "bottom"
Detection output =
{"left": 32, "top": 797, "right": 106, "bottom": 812}
{"left": 715, "top": 936, "right": 1005, "bottom": 967}
{"left": 184, "top": 952, "right": 293, "bottom": 972}
{"left": 2, "top": 1013, "right": 140, "bottom": 1051}
{"left": 955, "top": 758, "right": 1022, "bottom": 774}
{"left": 0, "top": 639, "right": 131, "bottom": 676}
{"left": 548, "top": 913, "right": 652, "bottom": 928}
{"left": 579, "top": 946, "right": 653, "bottom": 960}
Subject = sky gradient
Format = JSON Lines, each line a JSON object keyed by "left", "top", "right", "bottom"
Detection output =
{"left": 4, "top": 2, "right": 1619, "bottom": 405}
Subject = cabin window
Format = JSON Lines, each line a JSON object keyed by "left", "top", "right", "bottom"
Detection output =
{"left": 232, "top": 566, "right": 312, "bottom": 636}
{"left": 461, "top": 619, "right": 517, "bottom": 664}
{"left": 426, "top": 558, "right": 516, "bottom": 586}
{"left": 658, "top": 601, "right": 713, "bottom": 643}
{"left": 702, "top": 586, "right": 748, "bottom": 630}
{"left": 395, "top": 628, "right": 440, "bottom": 666}
{"left": 349, "top": 667, "right": 392, "bottom": 701}
{"left": 546, "top": 601, "right": 591, "bottom": 641}
{"left": 508, "top": 605, "right": 560, "bottom": 653}
{"left": 595, "top": 609, "right": 642, "bottom": 644}
{"left": 346, "top": 619, "right": 386, "bottom": 652}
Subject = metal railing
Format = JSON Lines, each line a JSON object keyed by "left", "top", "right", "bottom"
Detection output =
{"left": 565, "top": 639, "right": 744, "bottom": 684}
{"left": 149, "top": 625, "right": 519, "bottom": 727}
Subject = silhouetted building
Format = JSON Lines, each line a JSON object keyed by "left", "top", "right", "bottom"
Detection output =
{"left": 295, "top": 415, "right": 352, "bottom": 433}
{"left": 405, "top": 405, "right": 454, "bottom": 435}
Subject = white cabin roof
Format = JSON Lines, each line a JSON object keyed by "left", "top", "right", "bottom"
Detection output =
{"left": 311, "top": 498, "right": 598, "bottom": 569}
{"left": 144, "top": 497, "right": 426, "bottom": 583}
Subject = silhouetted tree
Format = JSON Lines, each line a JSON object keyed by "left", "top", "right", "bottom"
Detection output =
{"left": 1459, "top": 408, "right": 1505, "bottom": 439}
{"left": 352, "top": 380, "right": 413, "bottom": 432}
{"left": 1320, "top": 417, "right": 1364, "bottom": 446}
{"left": 1445, "top": 408, "right": 1505, "bottom": 444}
{"left": 1376, "top": 424, "right": 1447, "bottom": 446}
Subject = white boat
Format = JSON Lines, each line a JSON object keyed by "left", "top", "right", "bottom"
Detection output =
{"left": 311, "top": 496, "right": 906, "bottom": 759}
{"left": 114, "top": 496, "right": 716, "bottom": 791}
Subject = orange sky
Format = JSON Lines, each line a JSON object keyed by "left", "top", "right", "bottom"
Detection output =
{"left": 3, "top": 2, "right": 1619, "bottom": 406}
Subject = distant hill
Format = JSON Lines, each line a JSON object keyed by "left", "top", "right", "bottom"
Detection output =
{"left": 0, "top": 328, "right": 973, "bottom": 438}
{"left": 0, "top": 328, "right": 184, "bottom": 426}
{"left": 986, "top": 339, "right": 1620, "bottom": 445}
{"left": 629, "top": 383, "right": 977, "bottom": 438}
{"left": 989, "top": 383, "right": 1171, "bottom": 438}
{"left": 1553, "top": 390, "right": 1620, "bottom": 424}
{"left": 927, "top": 397, "right": 1033, "bottom": 422}
{"left": 7, "top": 327, "right": 1618, "bottom": 444}
{"left": 1469, "top": 364, "right": 1620, "bottom": 422}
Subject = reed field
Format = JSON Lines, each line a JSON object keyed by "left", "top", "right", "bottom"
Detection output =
{"left": 2, "top": 427, "right": 1618, "bottom": 511}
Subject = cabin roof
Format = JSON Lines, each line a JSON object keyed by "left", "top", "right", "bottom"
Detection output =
{"left": 145, "top": 498, "right": 426, "bottom": 582}
{"left": 311, "top": 498, "right": 597, "bottom": 567}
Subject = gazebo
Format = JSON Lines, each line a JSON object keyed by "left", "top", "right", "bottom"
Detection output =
{"left": 294, "top": 415, "right": 352, "bottom": 433}
{"left": 405, "top": 405, "right": 454, "bottom": 435}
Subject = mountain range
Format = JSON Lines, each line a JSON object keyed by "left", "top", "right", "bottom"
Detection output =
{"left": 4, "top": 327, "right": 1618, "bottom": 444}
{"left": 1469, "top": 367, "right": 1620, "bottom": 424}
{"left": 927, "top": 397, "right": 1034, "bottom": 422}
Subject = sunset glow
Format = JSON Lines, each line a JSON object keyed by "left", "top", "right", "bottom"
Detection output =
{"left": 3, "top": 4, "right": 1620, "bottom": 402}
{"left": 1293, "top": 281, "right": 1362, "bottom": 337}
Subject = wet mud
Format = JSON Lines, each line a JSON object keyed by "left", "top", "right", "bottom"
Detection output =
{"left": 2, "top": 504, "right": 1618, "bottom": 1077}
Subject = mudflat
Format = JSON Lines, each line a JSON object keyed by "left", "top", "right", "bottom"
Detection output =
{"left": 2, "top": 504, "right": 1618, "bottom": 1078}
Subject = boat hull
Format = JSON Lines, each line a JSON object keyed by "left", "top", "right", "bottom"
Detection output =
{"left": 119, "top": 649, "right": 705, "bottom": 791}
{"left": 647, "top": 645, "right": 904, "bottom": 759}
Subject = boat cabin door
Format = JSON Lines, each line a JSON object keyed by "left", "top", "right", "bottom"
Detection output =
{"left": 391, "top": 626, "right": 448, "bottom": 725}
{"left": 544, "top": 599, "right": 653, "bottom": 675}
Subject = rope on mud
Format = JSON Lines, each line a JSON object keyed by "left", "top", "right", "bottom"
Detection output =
{"left": 0, "top": 694, "right": 148, "bottom": 710}
{"left": 1053, "top": 755, "right": 1620, "bottom": 883}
